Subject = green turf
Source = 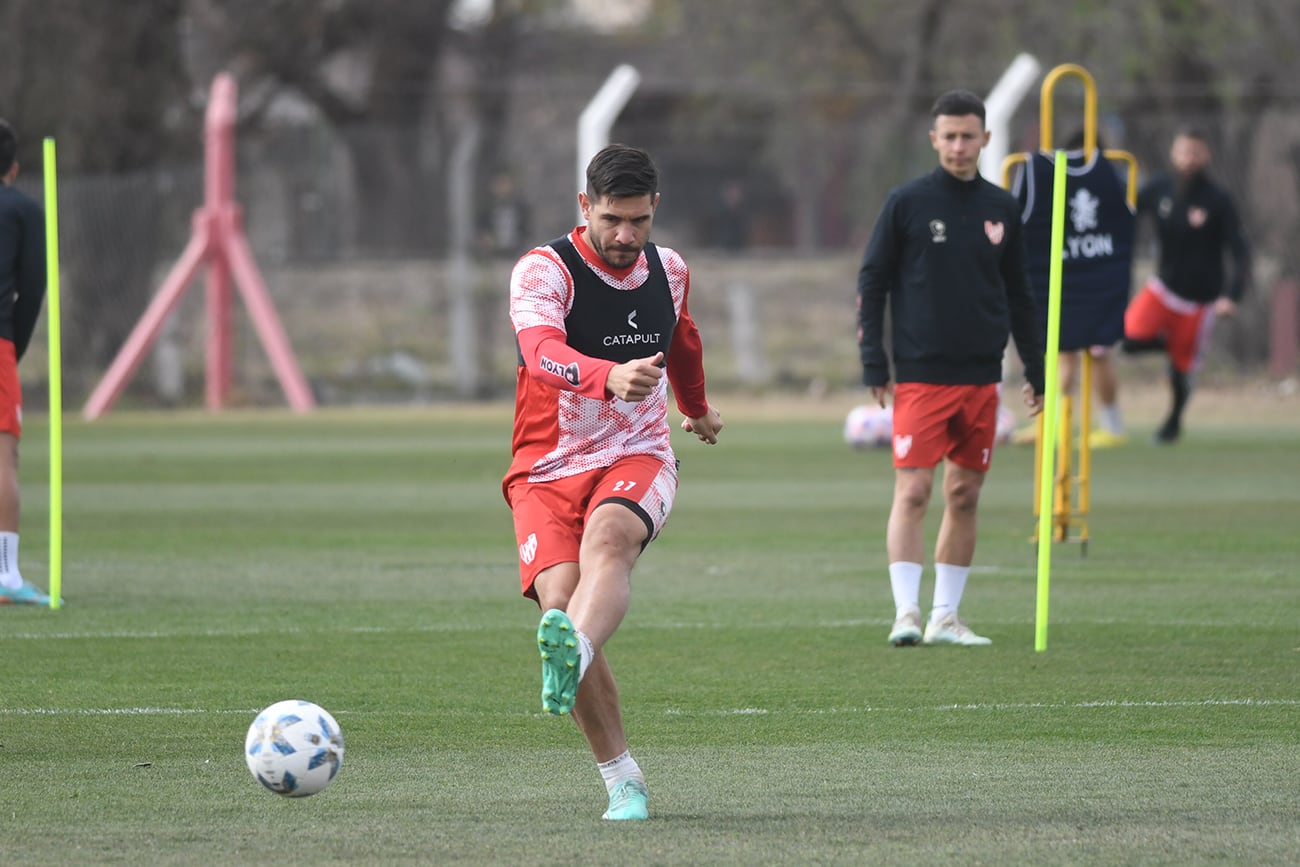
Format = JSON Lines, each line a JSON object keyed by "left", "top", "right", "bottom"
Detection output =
{"left": 3, "top": 404, "right": 1297, "bottom": 865}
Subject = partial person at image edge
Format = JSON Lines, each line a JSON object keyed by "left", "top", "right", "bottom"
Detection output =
{"left": 0, "top": 118, "right": 56, "bottom": 607}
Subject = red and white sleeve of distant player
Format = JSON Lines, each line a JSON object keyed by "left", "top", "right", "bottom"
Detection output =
{"left": 660, "top": 248, "right": 710, "bottom": 420}
{"left": 510, "top": 244, "right": 617, "bottom": 399}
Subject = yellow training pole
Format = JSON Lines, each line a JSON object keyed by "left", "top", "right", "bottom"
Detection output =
{"left": 1055, "top": 394, "right": 1072, "bottom": 542}
{"left": 43, "top": 138, "right": 63, "bottom": 609}
{"left": 1079, "top": 352, "right": 1093, "bottom": 536}
{"left": 1035, "top": 151, "right": 1068, "bottom": 652}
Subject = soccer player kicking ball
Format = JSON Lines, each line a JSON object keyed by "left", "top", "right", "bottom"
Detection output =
{"left": 502, "top": 144, "right": 722, "bottom": 820}
{"left": 856, "top": 90, "right": 1044, "bottom": 647}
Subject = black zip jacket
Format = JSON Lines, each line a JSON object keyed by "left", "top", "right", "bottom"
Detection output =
{"left": 857, "top": 167, "right": 1044, "bottom": 394}
{"left": 0, "top": 182, "right": 46, "bottom": 360}
{"left": 1136, "top": 171, "right": 1249, "bottom": 303}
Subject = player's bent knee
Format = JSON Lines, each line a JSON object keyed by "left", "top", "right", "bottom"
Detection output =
{"left": 584, "top": 502, "right": 651, "bottom": 552}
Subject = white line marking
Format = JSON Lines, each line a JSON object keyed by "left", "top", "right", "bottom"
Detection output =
{"left": 3, "top": 698, "right": 1294, "bottom": 717}
{"left": 0, "top": 615, "right": 1283, "bottom": 641}
{"left": 0, "top": 624, "right": 498, "bottom": 641}
{"left": 663, "top": 698, "right": 1300, "bottom": 716}
{"left": 0, "top": 707, "right": 261, "bottom": 716}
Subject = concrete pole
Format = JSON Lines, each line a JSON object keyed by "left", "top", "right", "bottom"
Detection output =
{"left": 448, "top": 120, "right": 482, "bottom": 397}
{"left": 577, "top": 65, "right": 641, "bottom": 220}
{"left": 980, "top": 53, "right": 1042, "bottom": 182}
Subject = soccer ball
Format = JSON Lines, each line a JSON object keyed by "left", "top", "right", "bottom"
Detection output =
{"left": 844, "top": 404, "right": 893, "bottom": 449}
{"left": 244, "top": 699, "right": 345, "bottom": 797}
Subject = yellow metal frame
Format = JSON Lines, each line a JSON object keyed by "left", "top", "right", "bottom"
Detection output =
{"left": 998, "top": 64, "right": 1138, "bottom": 551}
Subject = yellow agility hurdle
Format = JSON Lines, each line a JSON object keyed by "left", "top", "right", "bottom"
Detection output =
{"left": 1001, "top": 63, "right": 1138, "bottom": 551}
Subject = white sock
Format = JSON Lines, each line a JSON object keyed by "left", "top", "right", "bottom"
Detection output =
{"left": 888, "top": 561, "right": 923, "bottom": 615}
{"left": 0, "top": 532, "right": 21, "bottom": 591}
{"left": 576, "top": 630, "right": 594, "bottom": 682}
{"left": 597, "top": 750, "right": 644, "bottom": 794}
{"left": 930, "top": 563, "right": 971, "bottom": 623}
{"left": 1099, "top": 403, "right": 1124, "bottom": 435}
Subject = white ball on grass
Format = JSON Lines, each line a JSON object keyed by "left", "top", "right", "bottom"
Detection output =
{"left": 244, "top": 699, "right": 345, "bottom": 797}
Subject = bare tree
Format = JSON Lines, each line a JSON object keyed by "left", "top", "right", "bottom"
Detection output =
{"left": 0, "top": 0, "right": 192, "bottom": 383}
{"left": 183, "top": 0, "right": 460, "bottom": 254}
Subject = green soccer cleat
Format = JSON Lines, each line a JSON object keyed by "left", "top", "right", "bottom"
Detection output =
{"left": 537, "top": 608, "right": 581, "bottom": 715}
{"left": 602, "top": 779, "right": 649, "bottom": 821}
{"left": 0, "top": 580, "right": 59, "bottom": 607}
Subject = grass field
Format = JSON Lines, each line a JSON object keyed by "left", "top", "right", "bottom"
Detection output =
{"left": 3, "top": 392, "right": 1297, "bottom": 865}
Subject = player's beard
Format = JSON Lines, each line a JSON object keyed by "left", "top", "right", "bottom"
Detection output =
{"left": 592, "top": 236, "right": 642, "bottom": 268}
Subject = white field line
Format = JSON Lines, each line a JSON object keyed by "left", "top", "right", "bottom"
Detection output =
{"left": 1, "top": 698, "right": 1296, "bottom": 718}
{"left": 0, "top": 707, "right": 259, "bottom": 716}
{"left": 0, "top": 615, "right": 1279, "bottom": 641}
{"left": 0, "top": 624, "right": 496, "bottom": 641}
{"left": 662, "top": 698, "right": 1300, "bottom": 716}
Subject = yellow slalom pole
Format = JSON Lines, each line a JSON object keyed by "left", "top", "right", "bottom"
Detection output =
{"left": 43, "top": 138, "right": 63, "bottom": 609}
{"left": 1035, "top": 151, "right": 1068, "bottom": 652}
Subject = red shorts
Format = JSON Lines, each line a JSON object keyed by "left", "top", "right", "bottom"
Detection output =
{"left": 1124, "top": 278, "right": 1214, "bottom": 374}
{"left": 0, "top": 340, "right": 21, "bottom": 438}
{"left": 891, "top": 383, "right": 999, "bottom": 471}
{"left": 505, "top": 454, "right": 678, "bottom": 600}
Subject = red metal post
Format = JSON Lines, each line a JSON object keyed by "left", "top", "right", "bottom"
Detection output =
{"left": 224, "top": 210, "right": 315, "bottom": 410}
{"left": 204, "top": 74, "right": 237, "bottom": 410}
{"left": 81, "top": 225, "right": 211, "bottom": 419}
{"left": 1269, "top": 279, "right": 1298, "bottom": 380}
{"left": 83, "top": 72, "right": 315, "bottom": 419}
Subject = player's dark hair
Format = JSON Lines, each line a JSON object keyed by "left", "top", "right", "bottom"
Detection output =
{"left": 1064, "top": 127, "right": 1107, "bottom": 151}
{"left": 930, "top": 89, "right": 986, "bottom": 125}
{"left": 586, "top": 143, "right": 658, "bottom": 201}
{"left": 1174, "top": 126, "right": 1210, "bottom": 144}
{"left": 0, "top": 119, "right": 17, "bottom": 177}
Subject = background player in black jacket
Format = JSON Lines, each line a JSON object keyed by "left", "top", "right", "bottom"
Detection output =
{"left": 857, "top": 90, "right": 1044, "bottom": 647}
{"left": 0, "top": 119, "right": 51, "bottom": 606}
{"left": 1123, "top": 128, "right": 1251, "bottom": 443}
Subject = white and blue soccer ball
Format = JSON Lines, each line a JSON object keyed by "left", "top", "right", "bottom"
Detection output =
{"left": 844, "top": 404, "right": 893, "bottom": 449}
{"left": 244, "top": 699, "right": 345, "bottom": 797}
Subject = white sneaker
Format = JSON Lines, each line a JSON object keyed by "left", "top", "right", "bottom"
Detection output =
{"left": 887, "top": 607, "right": 923, "bottom": 646}
{"left": 923, "top": 613, "right": 992, "bottom": 646}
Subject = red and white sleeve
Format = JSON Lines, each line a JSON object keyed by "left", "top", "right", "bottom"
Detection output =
{"left": 510, "top": 248, "right": 615, "bottom": 399}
